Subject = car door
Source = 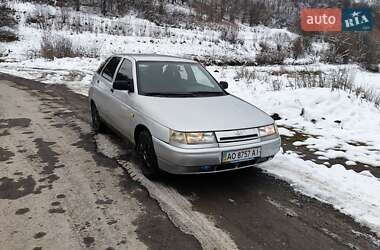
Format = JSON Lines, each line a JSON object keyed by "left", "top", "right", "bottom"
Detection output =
{"left": 95, "top": 56, "right": 122, "bottom": 125}
{"left": 108, "top": 58, "right": 136, "bottom": 141}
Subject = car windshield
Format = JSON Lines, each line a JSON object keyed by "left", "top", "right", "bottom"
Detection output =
{"left": 137, "top": 61, "right": 226, "bottom": 97}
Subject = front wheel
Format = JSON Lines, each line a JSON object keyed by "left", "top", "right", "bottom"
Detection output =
{"left": 136, "top": 130, "right": 161, "bottom": 179}
{"left": 91, "top": 103, "right": 106, "bottom": 133}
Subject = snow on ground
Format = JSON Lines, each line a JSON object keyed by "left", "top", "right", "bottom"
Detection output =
{"left": 0, "top": 57, "right": 100, "bottom": 95}
{"left": 354, "top": 70, "right": 380, "bottom": 91}
{"left": 261, "top": 151, "right": 380, "bottom": 237}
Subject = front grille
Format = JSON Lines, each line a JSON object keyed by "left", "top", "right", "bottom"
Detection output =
{"left": 215, "top": 128, "right": 259, "bottom": 143}
{"left": 219, "top": 133, "right": 258, "bottom": 142}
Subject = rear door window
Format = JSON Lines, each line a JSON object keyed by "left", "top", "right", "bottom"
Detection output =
{"left": 102, "top": 57, "right": 121, "bottom": 81}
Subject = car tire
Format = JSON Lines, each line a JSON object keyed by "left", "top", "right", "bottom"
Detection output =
{"left": 136, "top": 130, "right": 161, "bottom": 179}
{"left": 91, "top": 103, "right": 106, "bottom": 133}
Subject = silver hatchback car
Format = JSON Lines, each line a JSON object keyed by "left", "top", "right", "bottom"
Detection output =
{"left": 89, "top": 54, "right": 281, "bottom": 178}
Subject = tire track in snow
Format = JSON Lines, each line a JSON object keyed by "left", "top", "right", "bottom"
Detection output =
{"left": 95, "top": 134, "right": 238, "bottom": 250}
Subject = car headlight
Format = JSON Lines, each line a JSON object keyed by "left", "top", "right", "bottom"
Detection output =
{"left": 259, "top": 124, "right": 277, "bottom": 137}
{"left": 169, "top": 130, "right": 216, "bottom": 145}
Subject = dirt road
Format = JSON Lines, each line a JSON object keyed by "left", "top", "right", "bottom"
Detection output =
{"left": 0, "top": 73, "right": 379, "bottom": 250}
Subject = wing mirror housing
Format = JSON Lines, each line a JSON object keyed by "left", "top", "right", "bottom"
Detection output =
{"left": 113, "top": 79, "right": 134, "bottom": 92}
{"left": 220, "top": 81, "right": 228, "bottom": 90}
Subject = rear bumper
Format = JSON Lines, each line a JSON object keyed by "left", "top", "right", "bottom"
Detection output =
{"left": 152, "top": 136, "right": 281, "bottom": 174}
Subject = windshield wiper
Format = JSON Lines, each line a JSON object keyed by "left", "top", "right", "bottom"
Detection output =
{"left": 188, "top": 91, "right": 225, "bottom": 96}
{"left": 144, "top": 92, "right": 196, "bottom": 97}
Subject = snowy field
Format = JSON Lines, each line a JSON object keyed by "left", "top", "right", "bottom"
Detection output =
{"left": 1, "top": 0, "right": 380, "bottom": 239}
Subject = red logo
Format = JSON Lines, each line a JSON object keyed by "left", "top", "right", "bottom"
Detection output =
{"left": 301, "top": 8, "right": 342, "bottom": 32}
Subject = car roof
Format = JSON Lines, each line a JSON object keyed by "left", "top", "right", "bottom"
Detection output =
{"left": 115, "top": 54, "right": 196, "bottom": 63}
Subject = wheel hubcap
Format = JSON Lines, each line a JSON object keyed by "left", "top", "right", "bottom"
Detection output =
{"left": 140, "top": 143, "right": 151, "bottom": 169}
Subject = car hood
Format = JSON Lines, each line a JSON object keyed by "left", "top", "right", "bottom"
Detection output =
{"left": 136, "top": 95, "right": 274, "bottom": 132}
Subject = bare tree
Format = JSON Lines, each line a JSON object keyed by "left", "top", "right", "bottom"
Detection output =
{"left": 220, "top": 0, "right": 226, "bottom": 21}
{"left": 100, "top": 0, "right": 106, "bottom": 15}
{"left": 75, "top": 0, "right": 80, "bottom": 11}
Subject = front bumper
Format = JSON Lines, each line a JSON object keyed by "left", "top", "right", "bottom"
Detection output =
{"left": 152, "top": 136, "right": 281, "bottom": 174}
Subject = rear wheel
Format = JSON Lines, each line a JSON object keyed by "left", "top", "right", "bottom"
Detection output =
{"left": 136, "top": 130, "right": 161, "bottom": 179}
{"left": 91, "top": 103, "right": 106, "bottom": 133}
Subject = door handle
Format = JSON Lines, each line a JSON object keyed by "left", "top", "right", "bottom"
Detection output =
{"left": 110, "top": 88, "right": 114, "bottom": 93}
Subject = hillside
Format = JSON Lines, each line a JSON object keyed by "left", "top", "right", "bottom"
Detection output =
{"left": 1, "top": 1, "right": 304, "bottom": 66}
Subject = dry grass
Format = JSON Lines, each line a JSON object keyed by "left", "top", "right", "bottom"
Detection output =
{"left": 219, "top": 26, "right": 242, "bottom": 45}
{"left": 255, "top": 42, "right": 290, "bottom": 65}
{"left": 40, "top": 32, "right": 99, "bottom": 59}
{"left": 235, "top": 67, "right": 256, "bottom": 81}
{"left": 41, "top": 33, "right": 78, "bottom": 59}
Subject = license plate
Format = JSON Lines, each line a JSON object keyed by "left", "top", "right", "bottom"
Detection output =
{"left": 222, "top": 147, "right": 261, "bottom": 164}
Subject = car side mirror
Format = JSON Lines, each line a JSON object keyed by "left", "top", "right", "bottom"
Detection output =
{"left": 113, "top": 79, "right": 134, "bottom": 92}
{"left": 220, "top": 81, "right": 228, "bottom": 90}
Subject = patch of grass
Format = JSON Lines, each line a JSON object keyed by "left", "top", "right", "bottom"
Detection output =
{"left": 0, "top": 29, "right": 18, "bottom": 42}
{"left": 40, "top": 33, "right": 100, "bottom": 59}
{"left": 353, "top": 87, "right": 380, "bottom": 108}
{"left": 41, "top": 33, "right": 78, "bottom": 59}
{"left": 219, "top": 26, "right": 242, "bottom": 45}
{"left": 235, "top": 67, "right": 256, "bottom": 81}
{"left": 255, "top": 42, "right": 290, "bottom": 65}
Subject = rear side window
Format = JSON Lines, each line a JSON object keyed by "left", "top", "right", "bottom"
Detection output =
{"left": 115, "top": 59, "right": 133, "bottom": 82}
{"left": 102, "top": 57, "right": 121, "bottom": 81}
{"left": 96, "top": 58, "right": 110, "bottom": 74}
